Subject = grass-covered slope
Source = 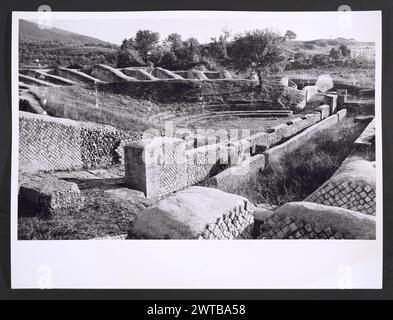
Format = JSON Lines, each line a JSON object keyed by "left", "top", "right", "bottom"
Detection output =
{"left": 19, "top": 20, "right": 118, "bottom": 67}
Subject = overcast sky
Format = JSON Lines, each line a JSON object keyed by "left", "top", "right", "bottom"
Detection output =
{"left": 32, "top": 11, "right": 380, "bottom": 45}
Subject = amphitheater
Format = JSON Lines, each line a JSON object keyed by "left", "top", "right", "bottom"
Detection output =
{"left": 17, "top": 64, "right": 376, "bottom": 240}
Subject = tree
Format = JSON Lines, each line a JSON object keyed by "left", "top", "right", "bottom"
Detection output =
{"left": 165, "top": 33, "right": 183, "bottom": 51}
{"left": 135, "top": 30, "right": 160, "bottom": 63}
{"left": 284, "top": 30, "right": 297, "bottom": 41}
{"left": 230, "top": 29, "right": 288, "bottom": 86}
{"left": 329, "top": 47, "right": 343, "bottom": 61}
{"left": 116, "top": 39, "right": 144, "bottom": 67}
{"left": 339, "top": 44, "right": 351, "bottom": 57}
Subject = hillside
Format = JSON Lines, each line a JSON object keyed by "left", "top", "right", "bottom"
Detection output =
{"left": 286, "top": 38, "right": 375, "bottom": 58}
{"left": 19, "top": 20, "right": 118, "bottom": 68}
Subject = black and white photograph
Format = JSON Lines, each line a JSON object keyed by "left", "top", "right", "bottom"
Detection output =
{"left": 10, "top": 9, "right": 382, "bottom": 289}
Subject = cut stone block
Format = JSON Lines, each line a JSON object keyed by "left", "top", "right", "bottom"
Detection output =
{"left": 124, "top": 137, "right": 188, "bottom": 199}
{"left": 128, "top": 186, "right": 255, "bottom": 239}
{"left": 314, "top": 104, "right": 330, "bottom": 119}
{"left": 19, "top": 177, "right": 83, "bottom": 218}
{"left": 324, "top": 94, "right": 338, "bottom": 114}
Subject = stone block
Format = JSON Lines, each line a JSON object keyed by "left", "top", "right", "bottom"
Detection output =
{"left": 314, "top": 104, "right": 330, "bottom": 119}
{"left": 19, "top": 177, "right": 83, "bottom": 218}
{"left": 302, "top": 85, "right": 319, "bottom": 102}
{"left": 336, "top": 108, "right": 347, "bottom": 121}
{"left": 128, "top": 186, "right": 255, "bottom": 239}
{"left": 124, "top": 137, "right": 188, "bottom": 199}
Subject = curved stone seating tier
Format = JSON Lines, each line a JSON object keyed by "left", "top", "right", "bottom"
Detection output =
{"left": 19, "top": 74, "right": 59, "bottom": 87}
{"left": 50, "top": 68, "right": 103, "bottom": 84}
{"left": 20, "top": 69, "right": 78, "bottom": 86}
{"left": 88, "top": 64, "right": 137, "bottom": 82}
{"left": 121, "top": 68, "right": 158, "bottom": 80}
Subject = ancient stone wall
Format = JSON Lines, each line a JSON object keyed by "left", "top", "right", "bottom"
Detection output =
{"left": 19, "top": 111, "right": 139, "bottom": 172}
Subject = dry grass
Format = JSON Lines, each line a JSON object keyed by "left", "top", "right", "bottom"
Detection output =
{"left": 18, "top": 189, "right": 154, "bottom": 240}
{"left": 29, "top": 85, "right": 161, "bottom": 132}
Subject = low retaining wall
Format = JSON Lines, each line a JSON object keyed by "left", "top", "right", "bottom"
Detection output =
{"left": 254, "top": 202, "right": 375, "bottom": 240}
{"left": 263, "top": 112, "right": 342, "bottom": 166}
{"left": 19, "top": 111, "right": 138, "bottom": 172}
{"left": 128, "top": 186, "right": 255, "bottom": 239}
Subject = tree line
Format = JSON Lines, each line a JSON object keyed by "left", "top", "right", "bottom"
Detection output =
{"left": 116, "top": 29, "right": 298, "bottom": 85}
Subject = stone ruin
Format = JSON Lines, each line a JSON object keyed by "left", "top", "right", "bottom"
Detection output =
{"left": 17, "top": 69, "right": 377, "bottom": 240}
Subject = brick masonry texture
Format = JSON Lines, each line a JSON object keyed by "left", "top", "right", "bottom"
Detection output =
{"left": 306, "top": 157, "right": 376, "bottom": 215}
{"left": 128, "top": 186, "right": 255, "bottom": 239}
{"left": 254, "top": 202, "right": 375, "bottom": 240}
{"left": 256, "top": 214, "right": 354, "bottom": 239}
{"left": 19, "top": 111, "right": 141, "bottom": 172}
{"left": 123, "top": 110, "right": 333, "bottom": 199}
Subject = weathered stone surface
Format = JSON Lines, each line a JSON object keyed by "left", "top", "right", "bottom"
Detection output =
{"left": 336, "top": 108, "right": 347, "bottom": 121}
{"left": 323, "top": 94, "right": 338, "bottom": 114}
{"left": 90, "top": 64, "right": 136, "bottom": 82}
{"left": 302, "top": 85, "right": 319, "bottom": 102}
{"left": 124, "top": 137, "right": 188, "bottom": 199}
{"left": 53, "top": 67, "right": 102, "bottom": 84}
{"left": 151, "top": 67, "right": 184, "bottom": 80}
{"left": 19, "top": 177, "right": 83, "bottom": 218}
{"left": 306, "top": 157, "right": 376, "bottom": 215}
{"left": 264, "top": 114, "right": 339, "bottom": 166}
{"left": 128, "top": 186, "right": 255, "bottom": 239}
{"left": 355, "top": 118, "right": 375, "bottom": 149}
{"left": 121, "top": 67, "right": 158, "bottom": 80}
{"left": 256, "top": 202, "right": 375, "bottom": 239}
{"left": 314, "top": 104, "right": 330, "bottom": 119}
{"left": 206, "top": 154, "right": 266, "bottom": 194}
{"left": 19, "top": 111, "right": 141, "bottom": 173}
{"left": 187, "top": 69, "right": 209, "bottom": 80}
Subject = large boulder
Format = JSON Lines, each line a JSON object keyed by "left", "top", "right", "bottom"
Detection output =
{"left": 128, "top": 186, "right": 255, "bottom": 239}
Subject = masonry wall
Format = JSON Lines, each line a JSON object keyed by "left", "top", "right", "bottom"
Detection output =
{"left": 254, "top": 202, "right": 375, "bottom": 240}
{"left": 19, "top": 111, "right": 139, "bottom": 172}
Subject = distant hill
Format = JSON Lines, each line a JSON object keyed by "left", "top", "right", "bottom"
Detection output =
{"left": 19, "top": 20, "right": 118, "bottom": 68}
{"left": 286, "top": 38, "right": 375, "bottom": 58}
